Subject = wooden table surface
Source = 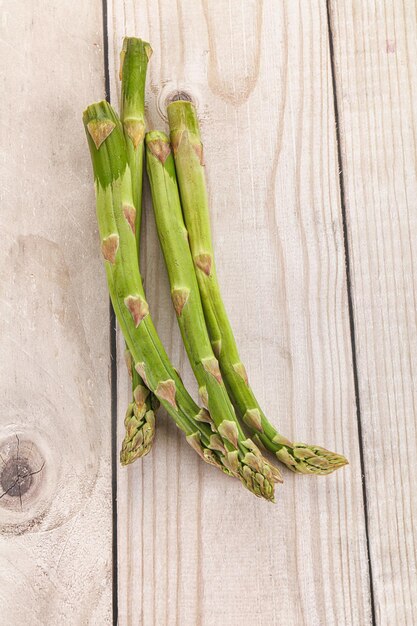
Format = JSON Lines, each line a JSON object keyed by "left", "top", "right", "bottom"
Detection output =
{"left": 1, "top": 1, "right": 416, "bottom": 625}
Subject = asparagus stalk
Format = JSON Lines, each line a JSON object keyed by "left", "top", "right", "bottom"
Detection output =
{"left": 120, "top": 37, "right": 151, "bottom": 242}
{"left": 167, "top": 101, "right": 348, "bottom": 475}
{"left": 119, "top": 37, "right": 156, "bottom": 463}
{"left": 83, "top": 101, "right": 231, "bottom": 479}
{"left": 145, "top": 131, "right": 282, "bottom": 501}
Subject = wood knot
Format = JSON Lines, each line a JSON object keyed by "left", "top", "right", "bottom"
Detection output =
{"left": 1, "top": 458, "right": 34, "bottom": 497}
{"left": 156, "top": 83, "right": 198, "bottom": 121}
{"left": 0, "top": 435, "right": 45, "bottom": 510}
{"left": 166, "top": 90, "right": 194, "bottom": 104}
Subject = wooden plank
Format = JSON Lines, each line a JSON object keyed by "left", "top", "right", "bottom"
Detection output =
{"left": 109, "top": 1, "right": 371, "bottom": 624}
{"left": 328, "top": 1, "right": 417, "bottom": 624}
{"left": 0, "top": 2, "right": 112, "bottom": 623}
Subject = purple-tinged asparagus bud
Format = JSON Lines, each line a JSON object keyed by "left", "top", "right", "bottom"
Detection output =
{"left": 86, "top": 118, "right": 116, "bottom": 149}
{"left": 254, "top": 473, "right": 265, "bottom": 490}
{"left": 209, "top": 434, "right": 226, "bottom": 454}
{"left": 243, "top": 409, "right": 263, "bottom": 433}
{"left": 124, "top": 295, "right": 149, "bottom": 327}
{"left": 233, "top": 362, "right": 248, "bottom": 385}
{"left": 194, "top": 253, "right": 212, "bottom": 276}
{"left": 101, "top": 234, "right": 119, "bottom": 264}
{"left": 211, "top": 339, "right": 222, "bottom": 358}
{"left": 155, "top": 379, "right": 177, "bottom": 409}
{"left": 276, "top": 447, "right": 298, "bottom": 469}
{"left": 123, "top": 120, "right": 145, "bottom": 149}
{"left": 193, "top": 142, "right": 204, "bottom": 166}
{"left": 124, "top": 349, "right": 133, "bottom": 379}
{"left": 144, "top": 43, "right": 153, "bottom": 60}
{"left": 135, "top": 362, "right": 149, "bottom": 388}
{"left": 147, "top": 137, "right": 171, "bottom": 164}
{"left": 242, "top": 452, "right": 263, "bottom": 473}
{"left": 170, "top": 130, "right": 184, "bottom": 156}
{"left": 171, "top": 288, "right": 190, "bottom": 316}
{"left": 195, "top": 408, "right": 216, "bottom": 432}
{"left": 198, "top": 386, "right": 209, "bottom": 408}
{"left": 186, "top": 435, "right": 226, "bottom": 474}
{"left": 123, "top": 204, "right": 136, "bottom": 234}
{"left": 203, "top": 449, "right": 227, "bottom": 471}
{"left": 133, "top": 384, "right": 150, "bottom": 409}
{"left": 186, "top": 432, "right": 205, "bottom": 459}
{"left": 218, "top": 420, "right": 239, "bottom": 449}
{"left": 221, "top": 450, "right": 239, "bottom": 476}
{"left": 201, "top": 356, "right": 222, "bottom": 383}
{"left": 272, "top": 433, "right": 293, "bottom": 447}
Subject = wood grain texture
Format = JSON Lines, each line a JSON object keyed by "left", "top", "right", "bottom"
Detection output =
{"left": 0, "top": 1, "right": 112, "bottom": 623}
{"left": 109, "top": 1, "right": 371, "bottom": 624}
{"left": 329, "top": 1, "right": 417, "bottom": 624}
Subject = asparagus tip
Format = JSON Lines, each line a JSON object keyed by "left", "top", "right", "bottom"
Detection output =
{"left": 276, "top": 443, "right": 348, "bottom": 475}
{"left": 120, "top": 405, "right": 155, "bottom": 466}
{"left": 133, "top": 383, "right": 150, "bottom": 406}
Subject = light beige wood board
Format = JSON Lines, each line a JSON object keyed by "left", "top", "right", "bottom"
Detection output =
{"left": 109, "top": 1, "right": 372, "bottom": 624}
{"left": 329, "top": 1, "right": 417, "bottom": 624}
{"left": 0, "top": 1, "right": 113, "bottom": 623}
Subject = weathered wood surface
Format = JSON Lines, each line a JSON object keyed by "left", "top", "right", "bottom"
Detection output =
{"left": 109, "top": 1, "right": 370, "bottom": 625}
{"left": 329, "top": 1, "right": 417, "bottom": 624}
{"left": 2, "top": 0, "right": 416, "bottom": 624}
{"left": 0, "top": 1, "right": 112, "bottom": 624}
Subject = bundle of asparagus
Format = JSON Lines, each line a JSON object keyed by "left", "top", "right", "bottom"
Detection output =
{"left": 83, "top": 37, "right": 347, "bottom": 503}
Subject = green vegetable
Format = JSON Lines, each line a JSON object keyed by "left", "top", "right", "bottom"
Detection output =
{"left": 120, "top": 37, "right": 151, "bottom": 244}
{"left": 167, "top": 100, "right": 348, "bottom": 475}
{"left": 83, "top": 101, "right": 230, "bottom": 477}
{"left": 118, "top": 37, "right": 156, "bottom": 463}
{"left": 146, "top": 131, "right": 282, "bottom": 500}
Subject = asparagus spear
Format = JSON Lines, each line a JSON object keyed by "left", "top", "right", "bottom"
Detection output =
{"left": 167, "top": 101, "right": 348, "bottom": 475}
{"left": 119, "top": 37, "right": 156, "bottom": 463}
{"left": 120, "top": 349, "right": 156, "bottom": 465}
{"left": 145, "top": 131, "right": 282, "bottom": 501}
{"left": 83, "top": 101, "right": 230, "bottom": 479}
{"left": 120, "top": 37, "right": 151, "bottom": 242}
